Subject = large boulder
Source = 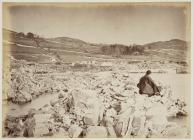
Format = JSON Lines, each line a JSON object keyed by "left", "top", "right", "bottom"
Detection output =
{"left": 71, "top": 89, "right": 104, "bottom": 126}
{"left": 146, "top": 102, "right": 168, "bottom": 135}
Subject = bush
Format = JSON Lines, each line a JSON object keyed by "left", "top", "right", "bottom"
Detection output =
{"left": 26, "top": 32, "right": 34, "bottom": 39}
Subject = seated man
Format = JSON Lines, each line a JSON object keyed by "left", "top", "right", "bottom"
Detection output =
{"left": 137, "top": 70, "right": 160, "bottom": 97}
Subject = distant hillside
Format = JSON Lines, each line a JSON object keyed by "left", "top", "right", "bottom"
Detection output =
{"left": 3, "top": 28, "right": 100, "bottom": 53}
{"left": 144, "top": 39, "right": 187, "bottom": 50}
{"left": 3, "top": 28, "right": 188, "bottom": 62}
{"left": 46, "top": 37, "right": 92, "bottom": 51}
{"left": 100, "top": 39, "right": 187, "bottom": 56}
{"left": 48, "top": 37, "right": 88, "bottom": 45}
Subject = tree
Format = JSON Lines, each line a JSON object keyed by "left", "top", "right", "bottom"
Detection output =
{"left": 26, "top": 32, "right": 44, "bottom": 48}
{"left": 17, "top": 32, "right": 25, "bottom": 38}
{"left": 26, "top": 32, "right": 34, "bottom": 39}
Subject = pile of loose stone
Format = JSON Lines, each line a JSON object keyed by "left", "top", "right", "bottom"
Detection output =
{"left": 43, "top": 71, "right": 189, "bottom": 138}
{"left": 6, "top": 60, "right": 68, "bottom": 104}
{"left": 4, "top": 60, "right": 189, "bottom": 138}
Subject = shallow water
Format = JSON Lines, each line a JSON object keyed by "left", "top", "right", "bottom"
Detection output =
{"left": 3, "top": 93, "right": 59, "bottom": 116}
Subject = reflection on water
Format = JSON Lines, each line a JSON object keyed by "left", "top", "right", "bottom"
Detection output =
{"left": 3, "top": 93, "right": 59, "bottom": 116}
{"left": 167, "top": 115, "right": 190, "bottom": 131}
{"left": 167, "top": 116, "right": 188, "bottom": 125}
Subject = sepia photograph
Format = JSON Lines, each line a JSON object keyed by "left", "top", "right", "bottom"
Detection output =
{"left": 1, "top": 2, "right": 191, "bottom": 138}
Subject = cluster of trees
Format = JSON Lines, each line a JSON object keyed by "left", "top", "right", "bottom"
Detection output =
{"left": 17, "top": 32, "right": 37, "bottom": 39}
{"left": 16, "top": 32, "right": 62, "bottom": 63}
{"left": 16, "top": 32, "right": 44, "bottom": 48}
{"left": 101, "top": 44, "right": 144, "bottom": 56}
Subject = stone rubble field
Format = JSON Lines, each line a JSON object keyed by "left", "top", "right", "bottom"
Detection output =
{"left": 3, "top": 59, "right": 190, "bottom": 138}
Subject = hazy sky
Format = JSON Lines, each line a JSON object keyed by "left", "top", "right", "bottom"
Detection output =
{"left": 3, "top": 3, "right": 190, "bottom": 45}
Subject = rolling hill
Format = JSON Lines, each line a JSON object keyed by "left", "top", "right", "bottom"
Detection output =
{"left": 3, "top": 28, "right": 189, "bottom": 63}
{"left": 144, "top": 39, "right": 187, "bottom": 50}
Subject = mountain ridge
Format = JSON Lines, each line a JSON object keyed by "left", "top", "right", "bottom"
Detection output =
{"left": 3, "top": 28, "right": 188, "bottom": 63}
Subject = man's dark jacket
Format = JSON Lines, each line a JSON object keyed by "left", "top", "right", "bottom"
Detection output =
{"left": 137, "top": 74, "right": 160, "bottom": 96}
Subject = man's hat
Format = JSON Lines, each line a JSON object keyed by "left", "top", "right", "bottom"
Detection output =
{"left": 146, "top": 70, "right": 151, "bottom": 75}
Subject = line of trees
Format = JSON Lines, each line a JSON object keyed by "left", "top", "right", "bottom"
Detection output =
{"left": 101, "top": 44, "right": 144, "bottom": 56}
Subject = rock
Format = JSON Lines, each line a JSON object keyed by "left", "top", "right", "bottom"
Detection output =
{"left": 115, "top": 106, "right": 134, "bottom": 137}
{"left": 114, "top": 121, "right": 123, "bottom": 137}
{"left": 72, "top": 89, "right": 103, "bottom": 126}
{"left": 23, "top": 92, "right": 32, "bottom": 102}
{"left": 68, "top": 124, "right": 82, "bottom": 138}
{"left": 62, "top": 114, "right": 71, "bottom": 128}
{"left": 106, "top": 107, "right": 117, "bottom": 116}
{"left": 52, "top": 127, "right": 69, "bottom": 137}
{"left": 167, "top": 99, "right": 188, "bottom": 117}
{"left": 106, "top": 126, "right": 117, "bottom": 137}
{"left": 63, "top": 89, "right": 68, "bottom": 92}
{"left": 83, "top": 116, "right": 97, "bottom": 126}
{"left": 50, "top": 99, "right": 59, "bottom": 107}
{"left": 4, "top": 115, "right": 26, "bottom": 137}
{"left": 58, "top": 108, "right": 66, "bottom": 116}
{"left": 112, "top": 102, "right": 121, "bottom": 113}
{"left": 43, "top": 104, "right": 49, "bottom": 108}
{"left": 147, "top": 102, "right": 168, "bottom": 129}
{"left": 85, "top": 126, "right": 108, "bottom": 138}
{"left": 58, "top": 92, "right": 66, "bottom": 99}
